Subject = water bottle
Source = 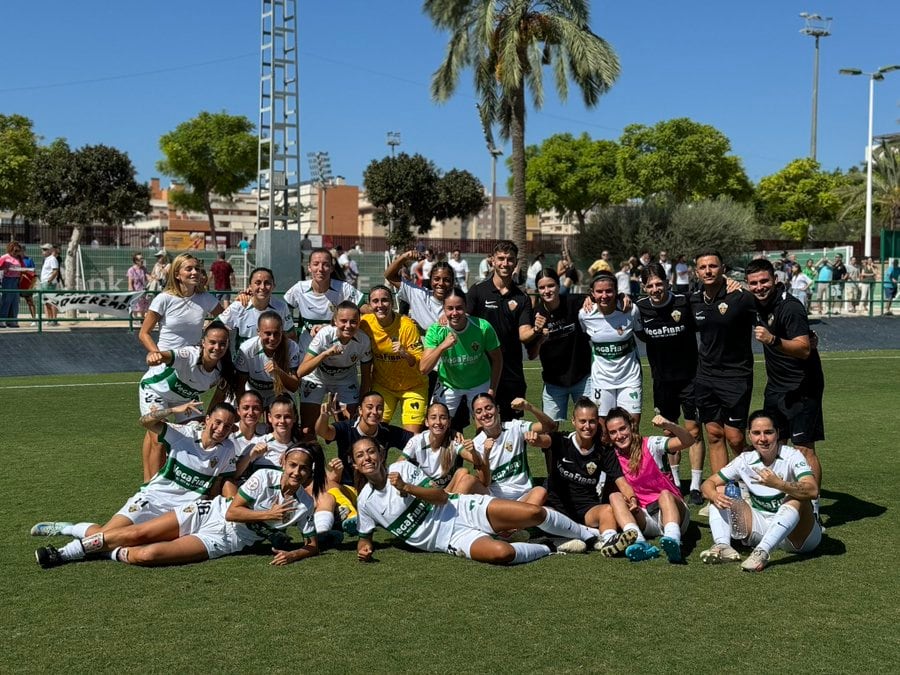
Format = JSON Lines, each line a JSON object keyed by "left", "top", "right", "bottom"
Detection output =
{"left": 724, "top": 480, "right": 749, "bottom": 539}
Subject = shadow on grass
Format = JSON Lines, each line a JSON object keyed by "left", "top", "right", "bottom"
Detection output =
{"left": 766, "top": 535, "right": 847, "bottom": 568}
{"left": 818, "top": 489, "right": 887, "bottom": 529}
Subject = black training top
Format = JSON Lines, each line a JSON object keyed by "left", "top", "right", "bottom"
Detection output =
{"left": 534, "top": 293, "right": 592, "bottom": 387}
{"left": 689, "top": 284, "right": 756, "bottom": 379}
{"left": 755, "top": 284, "right": 824, "bottom": 393}
{"left": 635, "top": 292, "right": 697, "bottom": 383}
{"left": 331, "top": 419, "right": 414, "bottom": 484}
{"left": 466, "top": 277, "right": 534, "bottom": 386}
{"left": 544, "top": 432, "right": 622, "bottom": 510}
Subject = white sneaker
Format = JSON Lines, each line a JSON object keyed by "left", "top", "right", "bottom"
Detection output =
{"left": 556, "top": 538, "right": 588, "bottom": 554}
{"left": 700, "top": 543, "right": 741, "bottom": 564}
{"left": 741, "top": 548, "right": 770, "bottom": 572}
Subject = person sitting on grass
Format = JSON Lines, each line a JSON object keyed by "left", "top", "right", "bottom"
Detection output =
{"left": 35, "top": 445, "right": 324, "bottom": 569}
{"left": 311, "top": 457, "right": 362, "bottom": 546}
{"left": 700, "top": 410, "right": 821, "bottom": 572}
{"left": 352, "top": 439, "right": 601, "bottom": 565}
{"left": 603, "top": 408, "right": 695, "bottom": 564}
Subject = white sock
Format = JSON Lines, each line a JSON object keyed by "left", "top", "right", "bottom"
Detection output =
{"left": 59, "top": 539, "right": 86, "bottom": 561}
{"left": 812, "top": 498, "right": 820, "bottom": 516}
{"left": 623, "top": 522, "right": 644, "bottom": 543}
{"left": 62, "top": 522, "right": 94, "bottom": 538}
{"left": 708, "top": 504, "right": 732, "bottom": 546}
{"left": 670, "top": 463, "right": 680, "bottom": 486}
{"left": 538, "top": 509, "right": 598, "bottom": 541}
{"left": 663, "top": 522, "right": 682, "bottom": 544}
{"left": 510, "top": 542, "right": 551, "bottom": 565}
{"left": 314, "top": 511, "right": 335, "bottom": 534}
{"left": 690, "top": 470, "right": 702, "bottom": 491}
{"left": 757, "top": 504, "right": 801, "bottom": 554}
{"left": 601, "top": 529, "right": 618, "bottom": 544}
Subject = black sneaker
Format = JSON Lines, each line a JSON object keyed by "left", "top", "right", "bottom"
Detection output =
{"left": 35, "top": 546, "right": 64, "bottom": 569}
{"left": 689, "top": 489, "right": 704, "bottom": 506}
{"left": 596, "top": 529, "right": 638, "bottom": 557}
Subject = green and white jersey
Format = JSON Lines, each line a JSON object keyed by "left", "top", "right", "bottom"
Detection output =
{"left": 140, "top": 346, "right": 221, "bottom": 403}
{"left": 236, "top": 468, "right": 316, "bottom": 540}
{"left": 235, "top": 336, "right": 301, "bottom": 407}
{"left": 245, "top": 435, "right": 291, "bottom": 472}
{"left": 400, "top": 431, "right": 463, "bottom": 488}
{"left": 422, "top": 317, "right": 500, "bottom": 390}
{"left": 306, "top": 326, "right": 372, "bottom": 386}
{"left": 142, "top": 423, "right": 238, "bottom": 508}
{"left": 474, "top": 420, "right": 534, "bottom": 500}
{"left": 579, "top": 305, "right": 642, "bottom": 389}
{"left": 232, "top": 424, "right": 270, "bottom": 458}
{"left": 283, "top": 279, "right": 363, "bottom": 352}
{"left": 218, "top": 297, "right": 295, "bottom": 351}
{"left": 357, "top": 461, "right": 456, "bottom": 552}
{"left": 717, "top": 446, "right": 814, "bottom": 513}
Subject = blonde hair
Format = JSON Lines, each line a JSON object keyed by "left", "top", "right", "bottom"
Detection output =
{"left": 164, "top": 253, "right": 199, "bottom": 297}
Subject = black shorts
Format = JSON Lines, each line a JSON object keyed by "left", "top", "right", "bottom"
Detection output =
{"left": 695, "top": 375, "right": 753, "bottom": 428}
{"left": 496, "top": 376, "right": 527, "bottom": 420}
{"left": 764, "top": 387, "right": 825, "bottom": 446}
{"left": 652, "top": 378, "right": 699, "bottom": 422}
{"left": 545, "top": 494, "right": 601, "bottom": 525}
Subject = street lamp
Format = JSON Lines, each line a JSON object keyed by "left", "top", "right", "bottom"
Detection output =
{"left": 386, "top": 131, "right": 401, "bottom": 156}
{"left": 800, "top": 13, "right": 832, "bottom": 161}
{"left": 839, "top": 65, "right": 900, "bottom": 257}
{"left": 386, "top": 132, "right": 401, "bottom": 240}
{"left": 307, "top": 151, "right": 333, "bottom": 237}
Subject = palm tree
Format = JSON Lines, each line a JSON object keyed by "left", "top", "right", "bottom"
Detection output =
{"left": 839, "top": 142, "right": 900, "bottom": 231}
{"left": 425, "top": 0, "right": 620, "bottom": 256}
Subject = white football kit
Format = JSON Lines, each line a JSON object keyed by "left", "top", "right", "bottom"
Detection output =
{"left": 473, "top": 420, "right": 535, "bottom": 500}
{"left": 283, "top": 279, "right": 363, "bottom": 352}
{"left": 139, "top": 346, "right": 222, "bottom": 419}
{"left": 579, "top": 305, "right": 643, "bottom": 414}
{"left": 235, "top": 336, "right": 301, "bottom": 407}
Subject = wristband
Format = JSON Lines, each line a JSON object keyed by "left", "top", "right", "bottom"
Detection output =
{"left": 771, "top": 335, "right": 781, "bottom": 349}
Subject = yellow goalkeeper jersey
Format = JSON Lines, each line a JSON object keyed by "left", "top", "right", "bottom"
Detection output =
{"left": 360, "top": 313, "right": 428, "bottom": 393}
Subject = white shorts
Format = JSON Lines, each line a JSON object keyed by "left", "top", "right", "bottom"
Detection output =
{"left": 175, "top": 499, "right": 248, "bottom": 559}
{"left": 593, "top": 384, "right": 642, "bottom": 416}
{"left": 138, "top": 388, "right": 196, "bottom": 423}
{"left": 432, "top": 379, "right": 491, "bottom": 417}
{"left": 445, "top": 494, "right": 496, "bottom": 559}
{"left": 300, "top": 378, "right": 359, "bottom": 406}
{"left": 115, "top": 491, "right": 173, "bottom": 525}
{"left": 639, "top": 500, "right": 690, "bottom": 538}
{"left": 744, "top": 507, "right": 822, "bottom": 553}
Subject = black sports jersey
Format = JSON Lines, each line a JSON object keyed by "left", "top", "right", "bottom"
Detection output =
{"left": 635, "top": 292, "right": 697, "bottom": 382}
{"left": 544, "top": 432, "right": 622, "bottom": 508}
{"left": 755, "top": 284, "right": 824, "bottom": 393}
{"left": 331, "top": 420, "right": 414, "bottom": 484}
{"left": 466, "top": 278, "right": 533, "bottom": 388}
{"left": 534, "top": 294, "right": 592, "bottom": 387}
{"left": 689, "top": 284, "right": 756, "bottom": 379}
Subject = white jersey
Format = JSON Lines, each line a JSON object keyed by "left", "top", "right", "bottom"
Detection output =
{"left": 235, "top": 336, "right": 301, "bottom": 406}
{"left": 231, "top": 424, "right": 269, "bottom": 458}
{"left": 474, "top": 420, "right": 534, "bottom": 500}
{"left": 579, "top": 305, "right": 642, "bottom": 389}
{"left": 236, "top": 468, "right": 316, "bottom": 539}
{"left": 218, "top": 297, "right": 295, "bottom": 350}
{"left": 448, "top": 258, "right": 469, "bottom": 291}
{"left": 305, "top": 326, "right": 372, "bottom": 386}
{"left": 242, "top": 434, "right": 292, "bottom": 472}
{"left": 395, "top": 281, "right": 443, "bottom": 331}
{"left": 149, "top": 292, "right": 220, "bottom": 350}
{"left": 718, "top": 446, "right": 814, "bottom": 514}
{"left": 140, "top": 346, "right": 221, "bottom": 403}
{"left": 141, "top": 423, "right": 238, "bottom": 508}
{"left": 400, "top": 431, "right": 463, "bottom": 488}
{"left": 357, "top": 461, "right": 457, "bottom": 552}
{"left": 283, "top": 279, "right": 363, "bottom": 352}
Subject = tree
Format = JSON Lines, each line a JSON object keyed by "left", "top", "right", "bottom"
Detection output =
{"left": 157, "top": 112, "right": 257, "bottom": 242}
{"left": 756, "top": 158, "right": 842, "bottom": 243}
{"left": 23, "top": 142, "right": 150, "bottom": 288}
{"left": 617, "top": 118, "right": 753, "bottom": 204}
{"left": 837, "top": 142, "right": 900, "bottom": 232}
{"left": 0, "top": 114, "right": 39, "bottom": 219}
{"left": 363, "top": 153, "right": 486, "bottom": 247}
{"left": 521, "top": 132, "right": 620, "bottom": 229}
{"left": 426, "top": 0, "right": 620, "bottom": 257}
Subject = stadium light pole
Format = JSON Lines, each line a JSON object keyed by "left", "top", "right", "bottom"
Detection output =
{"left": 839, "top": 65, "right": 900, "bottom": 257}
{"left": 800, "top": 13, "right": 832, "bottom": 161}
{"left": 386, "top": 132, "right": 401, "bottom": 240}
{"left": 307, "top": 151, "right": 333, "bottom": 237}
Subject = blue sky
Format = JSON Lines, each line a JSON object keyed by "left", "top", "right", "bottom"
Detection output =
{"left": 2, "top": 1, "right": 898, "bottom": 194}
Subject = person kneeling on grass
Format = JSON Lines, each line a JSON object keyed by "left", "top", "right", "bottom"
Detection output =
{"left": 700, "top": 410, "right": 821, "bottom": 572}
{"left": 604, "top": 408, "right": 694, "bottom": 564}
{"left": 352, "top": 439, "right": 601, "bottom": 565}
{"left": 35, "top": 445, "right": 324, "bottom": 568}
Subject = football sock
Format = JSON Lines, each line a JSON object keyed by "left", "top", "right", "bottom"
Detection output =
{"left": 314, "top": 512, "right": 335, "bottom": 534}
{"left": 690, "top": 470, "right": 703, "bottom": 491}
{"left": 663, "top": 522, "right": 682, "bottom": 544}
{"left": 601, "top": 529, "right": 618, "bottom": 544}
{"left": 59, "top": 539, "right": 86, "bottom": 561}
{"left": 623, "top": 523, "right": 644, "bottom": 543}
{"left": 757, "top": 504, "right": 800, "bottom": 554}
{"left": 812, "top": 498, "right": 820, "bottom": 516}
{"left": 708, "top": 504, "right": 732, "bottom": 546}
{"left": 62, "top": 523, "right": 94, "bottom": 538}
{"left": 538, "top": 509, "right": 598, "bottom": 541}
{"left": 669, "top": 463, "right": 680, "bottom": 486}
{"left": 510, "top": 542, "right": 551, "bottom": 565}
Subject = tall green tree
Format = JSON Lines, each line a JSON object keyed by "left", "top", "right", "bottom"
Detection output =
{"left": 617, "top": 118, "right": 753, "bottom": 204}
{"left": 23, "top": 142, "right": 150, "bottom": 288}
{"left": 837, "top": 142, "right": 900, "bottom": 232}
{"left": 157, "top": 111, "right": 257, "bottom": 241}
{"left": 426, "top": 0, "right": 620, "bottom": 257}
{"left": 756, "top": 158, "right": 842, "bottom": 243}
{"left": 521, "top": 132, "right": 620, "bottom": 229}
{"left": 0, "top": 114, "right": 39, "bottom": 219}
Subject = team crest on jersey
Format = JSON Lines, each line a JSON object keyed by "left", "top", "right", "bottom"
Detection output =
{"left": 504, "top": 442, "right": 512, "bottom": 451}
{"left": 507, "top": 299, "right": 518, "bottom": 311}
{"left": 327, "top": 302, "right": 336, "bottom": 313}
{"left": 209, "top": 458, "right": 218, "bottom": 468}
{"left": 351, "top": 354, "right": 358, "bottom": 363}
{"left": 717, "top": 302, "right": 728, "bottom": 315}
{"left": 671, "top": 310, "right": 681, "bottom": 323}
{"left": 616, "top": 325, "right": 624, "bottom": 335}
{"left": 586, "top": 462, "right": 597, "bottom": 476}
{"left": 471, "top": 342, "right": 480, "bottom": 352}
{"left": 767, "top": 315, "right": 775, "bottom": 327}
{"left": 183, "top": 504, "right": 195, "bottom": 514}
{"left": 128, "top": 504, "right": 140, "bottom": 513}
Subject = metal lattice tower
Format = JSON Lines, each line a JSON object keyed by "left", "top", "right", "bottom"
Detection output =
{"left": 258, "top": 0, "right": 301, "bottom": 230}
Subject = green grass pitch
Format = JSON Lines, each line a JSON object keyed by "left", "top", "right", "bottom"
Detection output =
{"left": 2, "top": 353, "right": 898, "bottom": 673}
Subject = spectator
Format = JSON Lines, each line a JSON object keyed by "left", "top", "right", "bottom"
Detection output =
{"left": 789, "top": 262, "right": 812, "bottom": 311}
{"left": 672, "top": 254, "right": 691, "bottom": 294}
{"left": 421, "top": 249, "right": 436, "bottom": 290}
{"left": 813, "top": 257, "right": 832, "bottom": 314}
{"left": 525, "top": 253, "right": 545, "bottom": 292}
{"left": 17, "top": 246, "right": 37, "bottom": 326}
{"left": 830, "top": 254, "right": 847, "bottom": 314}
{"left": 884, "top": 259, "right": 899, "bottom": 316}
{"left": 345, "top": 251, "right": 360, "bottom": 289}
{"left": 844, "top": 256, "right": 860, "bottom": 313}
{"left": 238, "top": 237, "right": 251, "bottom": 253}
{"left": 615, "top": 260, "right": 632, "bottom": 298}
{"left": 587, "top": 250, "right": 612, "bottom": 277}
{"left": 478, "top": 253, "right": 492, "bottom": 280}
{"left": 448, "top": 248, "right": 469, "bottom": 292}
{"left": 39, "top": 243, "right": 61, "bottom": 325}
{"left": 859, "top": 256, "right": 876, "bottom": 313}
{"left": 629, "top": 255, "right": 643, "bottom": 297}
{"left": 127, "top": 253, "right": 150, "bottom": 320}
{"left": 148, "top": 250, "right": 170, "bottom": 292}
{"left": 773, "top": 260, "right": 787, "bottom": 286}
{"left": 209, "top": 252, "right": 236, "bottom": 307}
{"left": 658, "top": 250, "right": 672, "bottom": 281}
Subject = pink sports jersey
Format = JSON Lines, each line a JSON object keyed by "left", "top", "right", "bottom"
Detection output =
{"left": 616, "top": 437, "right": 681, "bottom": 508}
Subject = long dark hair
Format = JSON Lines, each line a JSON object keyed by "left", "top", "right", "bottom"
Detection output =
{"left": 201, "top": 320, "right": 237, "bottom": 400}
{"left": 284, "top": 442, "right": 327, "bottom": 498}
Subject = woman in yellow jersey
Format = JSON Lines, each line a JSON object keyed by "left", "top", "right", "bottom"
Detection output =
{"left": 359, "top": 285, "right": 429, "bottom": 433}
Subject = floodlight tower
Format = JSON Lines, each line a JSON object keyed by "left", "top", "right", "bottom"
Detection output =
{"left": 258, "top": 0, "right": 301, "bottom": 230}
{"left": 307, "top": 151, "right": 333, "bottom": 236}
{"left": 800, "top": 12, "right": 832, "bottom": 161}
{"left": 387, "top": 131, "right": 401, "bottom": 157}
